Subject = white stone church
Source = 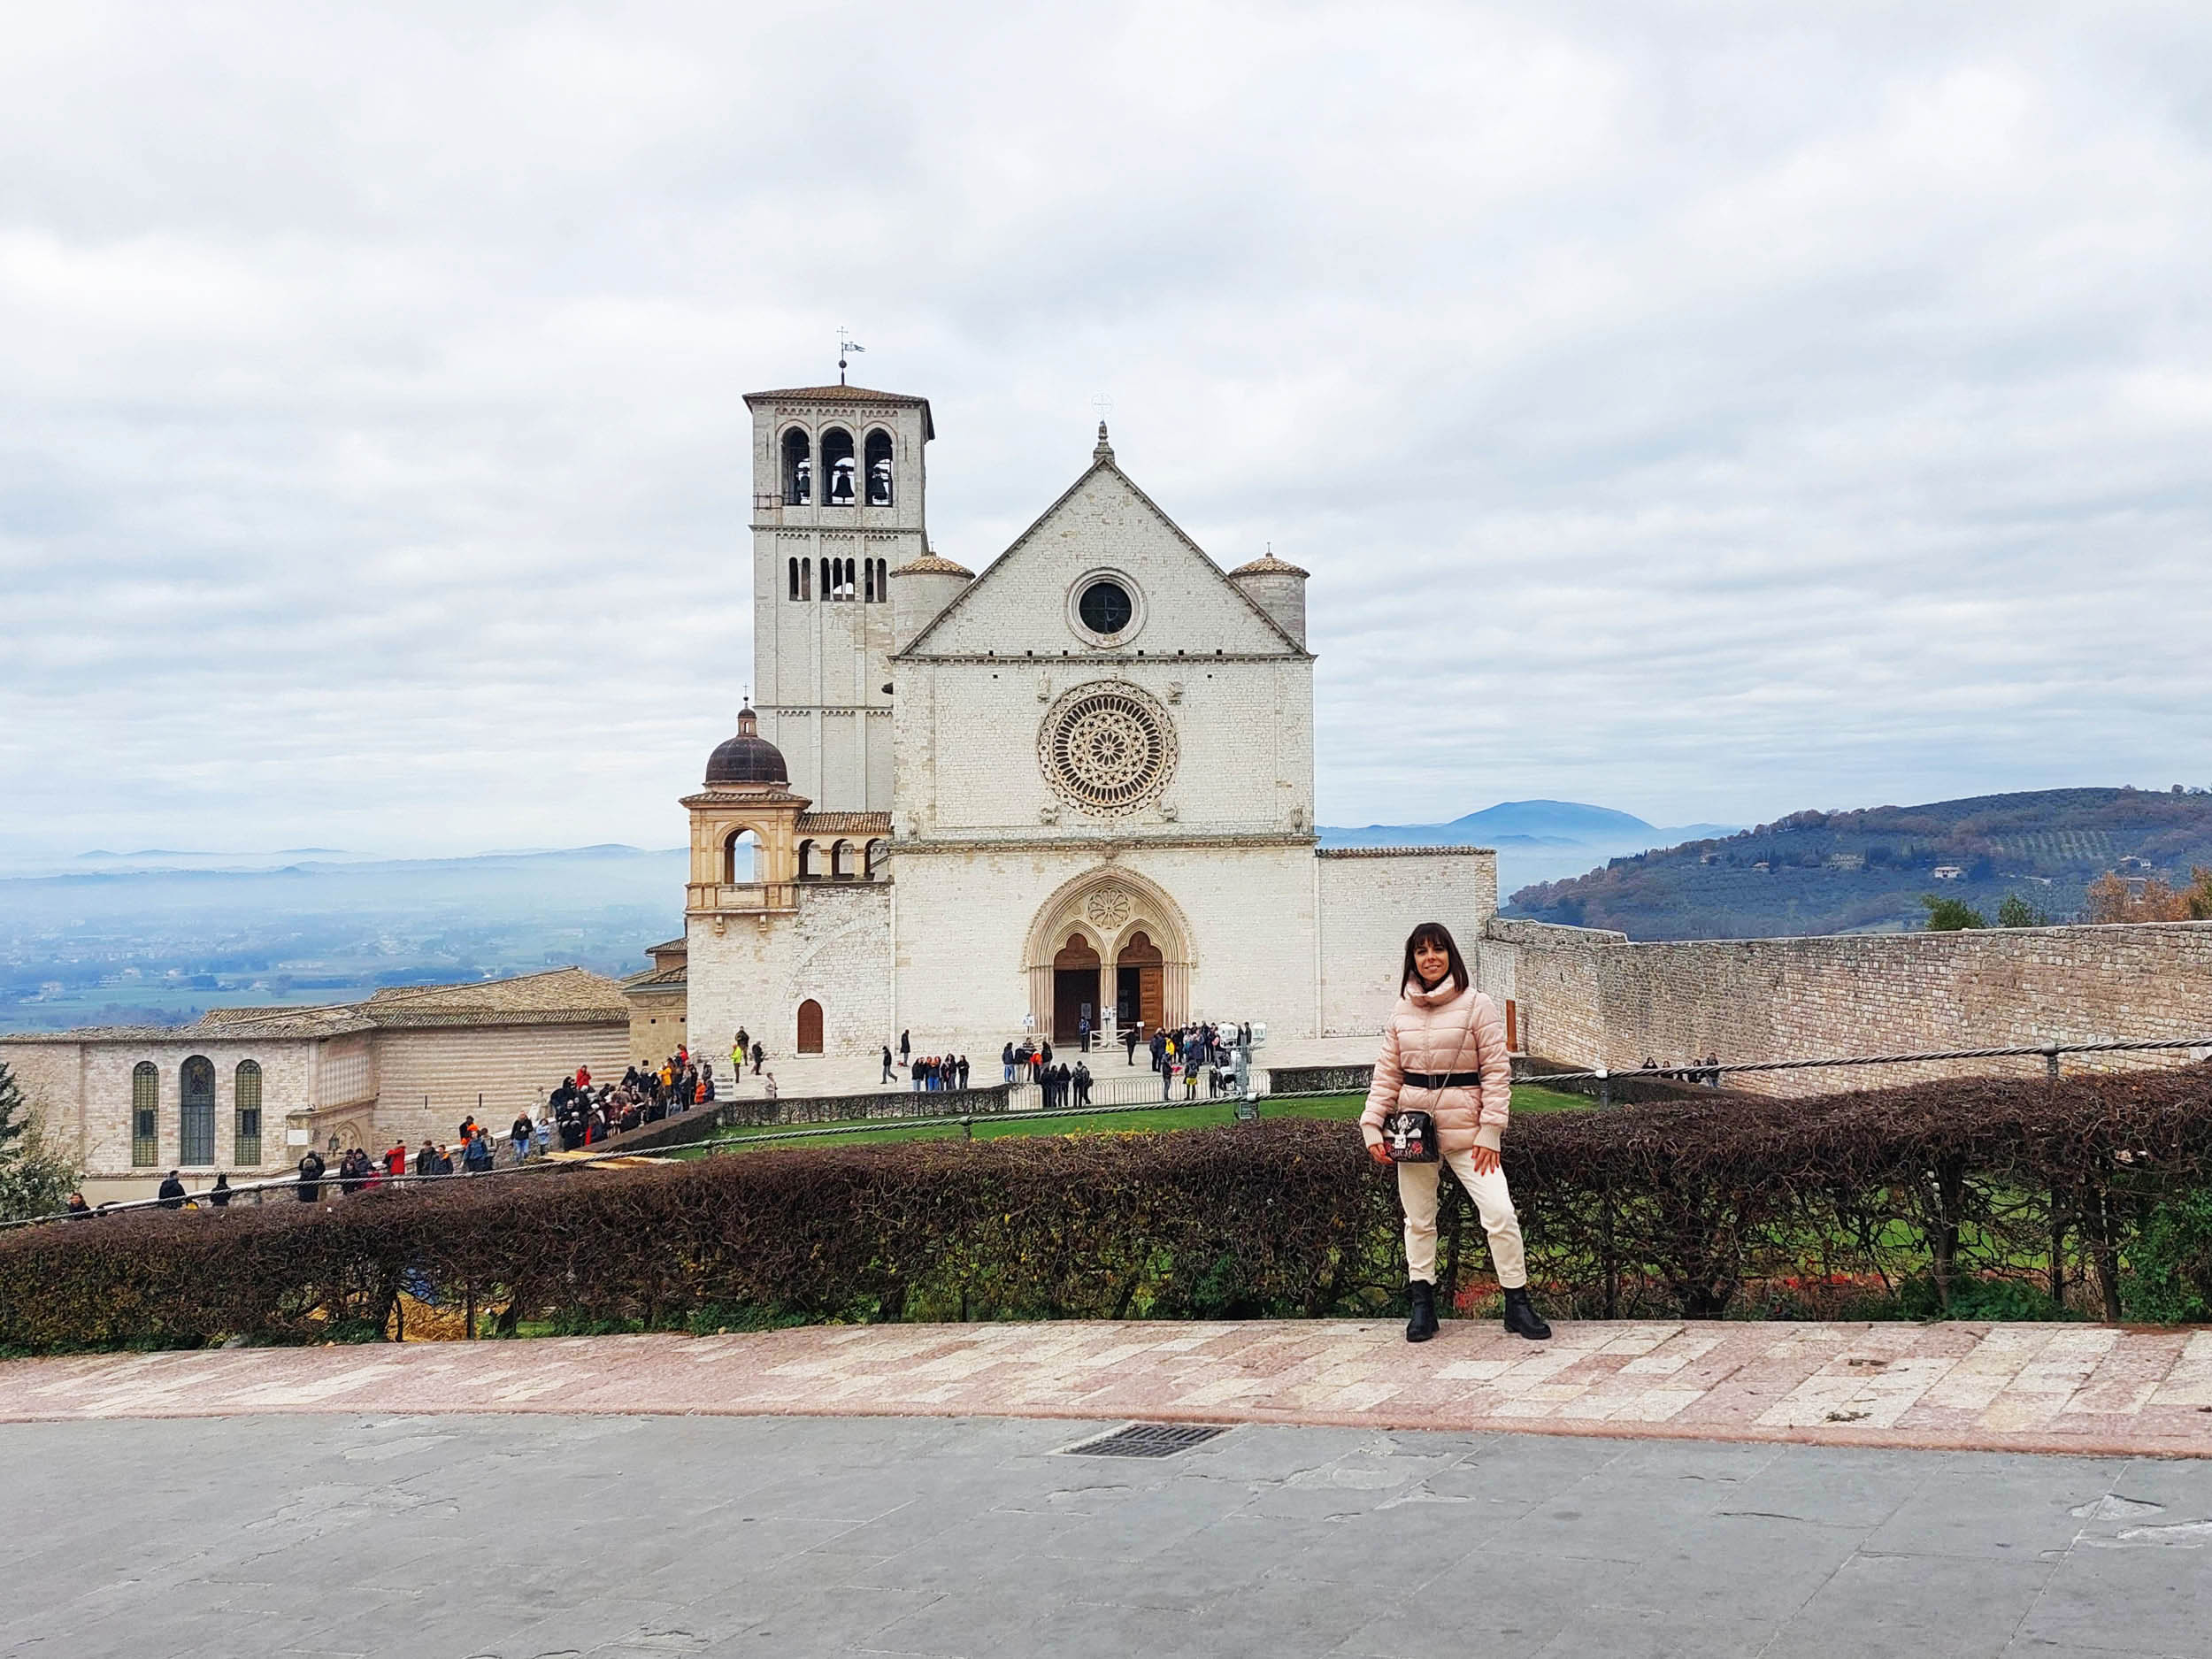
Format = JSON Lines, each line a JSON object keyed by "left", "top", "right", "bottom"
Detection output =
{"left": 674, "top": 381, "right": 1496, "bottom": 1064}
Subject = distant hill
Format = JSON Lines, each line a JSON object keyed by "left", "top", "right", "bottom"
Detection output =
{"left": 1503, "top": 787, "right": 2212, "bottom": 941}
{"left": 1319, "top": 800, "right": 1740, "bottom": 891}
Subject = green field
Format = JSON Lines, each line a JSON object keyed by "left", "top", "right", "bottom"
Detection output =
{"left": 665, "top": 1083, "right": 1592, "bottom": 1158}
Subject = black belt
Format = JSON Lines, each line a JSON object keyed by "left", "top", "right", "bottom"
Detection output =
{"left": 1402, "top": 1071, "right": 1483, "bottom": 1089}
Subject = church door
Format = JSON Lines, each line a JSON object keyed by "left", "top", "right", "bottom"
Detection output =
{"left": 1052, "top": 933, "right": 1100, "bottom": 1043}
{"left": 1118, "top": 931, "right": 1164, "bottom": 1036}
{"left": 796, "top": 999, "right": 824, "bottom": 1055}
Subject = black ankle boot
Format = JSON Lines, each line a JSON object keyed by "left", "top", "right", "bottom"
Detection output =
{"left": 1405, "top": 1279, "right": 1440, "bottom": 1343}
{"left": 1502, "top": 1286, "right": 1551, "bottom": 1341}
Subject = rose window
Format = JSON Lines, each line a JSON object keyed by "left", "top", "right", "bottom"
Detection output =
{"left": 1039, "top": 684, "right": 1178, "bottom": 816}
{"left": 1086, "top": 886, "right": 1133, "bottom": 930}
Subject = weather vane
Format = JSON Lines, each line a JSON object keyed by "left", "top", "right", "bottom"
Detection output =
{"left": 838, "top": 328, "right": 866, "bottom": 385}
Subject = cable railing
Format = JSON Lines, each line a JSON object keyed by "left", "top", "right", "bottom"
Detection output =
{"left": 12, "top": 1035, "right": 2208, "bottom": 1232}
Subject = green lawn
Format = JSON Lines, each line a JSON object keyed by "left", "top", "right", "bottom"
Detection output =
{"left": 667, "top": 1083, "right": 1590, "bottom": 1158}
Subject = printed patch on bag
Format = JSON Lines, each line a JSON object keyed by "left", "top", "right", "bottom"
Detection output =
{"left": 1382, "top": 1110, "right": 1438, "bottom": 1163}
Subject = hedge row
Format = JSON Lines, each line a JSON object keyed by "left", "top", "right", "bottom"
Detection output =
{"left": 5, "top": 1066, "right": 2212, "bottom": 1351}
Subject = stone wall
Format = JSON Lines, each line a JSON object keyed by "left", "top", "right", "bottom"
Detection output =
{"left": 685, "top": 882, "right": 895, "bottom": 1064}
{"left": 1317, "top": 849, "right": 1498, "bottom": 1037}
{"left": 2, "top": 1033, "right": 317, "bottom": 1181}
{"left": 370, "top": 1022, "right": 631, "bottom": 1148}
{"left": 1480, "top": 917, "right": 2212, "bottom": 1096}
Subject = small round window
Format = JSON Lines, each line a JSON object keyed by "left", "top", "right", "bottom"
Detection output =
{"left": 1077, "top": 579, "right": 1133, "bottom": 636}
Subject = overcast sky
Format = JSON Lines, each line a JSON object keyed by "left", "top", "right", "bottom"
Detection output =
{"left": 3, "top": 2, "right": 2208, "bottom": 861}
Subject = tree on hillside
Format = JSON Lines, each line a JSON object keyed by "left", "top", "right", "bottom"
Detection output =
{"left": 1996, "top": 894, "right": 2052, "bottom": 928}
{"left": 2085, "top": 872, "right": 2193, "bottom": 924}
{"left": 0, "top": 1062, "right": 78, "bottom": 1222}
{"left": 1921, "top": 895, "right": 1987, "bottom": 931}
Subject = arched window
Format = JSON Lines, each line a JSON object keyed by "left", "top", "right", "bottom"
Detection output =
{"left": 234, "top": 1061, "right": 263, "bottom": 1167}
{"left": 819, "top": 557, "right": 831, "bottom": 602}
{"left": 864, "top": 429, "right": 895, "bottom": 506}
{"left": 821, "top": 427, "right": 856, "bottom": 504}
{"left": 797, "top": 839, "right": 819, "bottom": 880}
{"left": 724, "top": 828, "right": 760, "bottom": 884}
{"left": 864, "top": 838, "right": 887, "bottom": 879}
{"left": 864, "top": 559, "right": 877, "bottom": 603}
{"left": 874, "top": 558, "right": 888, "bottom": 603}
{"left": 796, "top": 998, "right": 825, "bottom": 1055}
{"left": 131, "top": 1062, "right": 158, "bottom": 1166}
{"left": 180, "top": 1056, "right": 216, "bottom": 1167}
{"left": 801, "top": 557, "right": 812, "bottom": 600}
{"left": 781, "top": 427, "right": 812, "bottom": 505}
{"left": 830, "top": 839, "right": 853, "bottom": 879}
{"left": 788, "top": 557, "right": 802, "bottom": 601}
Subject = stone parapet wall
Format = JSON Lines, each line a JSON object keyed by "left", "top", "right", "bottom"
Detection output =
{"left": 1481, "top": 917, "right": 2212, "bottom": 1097}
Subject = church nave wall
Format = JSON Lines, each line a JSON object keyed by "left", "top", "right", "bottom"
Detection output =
{"left": 1317, "top": 849, "right": 1500, "bottom": 1037}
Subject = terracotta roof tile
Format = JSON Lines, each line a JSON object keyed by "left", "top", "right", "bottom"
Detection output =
{"left": 795, "top": 811, "right": 894, "bottom": 835}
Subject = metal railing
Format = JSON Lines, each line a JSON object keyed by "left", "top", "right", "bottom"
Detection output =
{"left": 1518, "top": 1035, "right": 2212, "bottom": 1104}
{"left": 14, "top": 1035, "right": 2208, "bottom": 1231}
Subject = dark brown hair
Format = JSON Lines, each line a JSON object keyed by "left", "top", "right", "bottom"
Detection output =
{"left": 1401, "top": 921, "right": 1470, "bottom": 995}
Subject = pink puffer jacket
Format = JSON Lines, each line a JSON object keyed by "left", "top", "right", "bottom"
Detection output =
{"left": 1359, "top": 979, "right": 1513, "bottom": 1154}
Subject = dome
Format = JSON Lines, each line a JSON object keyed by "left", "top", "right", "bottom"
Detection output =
{"left": 705, "top": 705, "right": 788, "bottom": 787}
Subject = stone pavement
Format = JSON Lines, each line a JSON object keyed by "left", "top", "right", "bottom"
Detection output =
{"left": 4, "top": 1319, "right": 2211, "bottom": 1457}
{"left": 5, "top": 1411, "right": 2211, "bottom": 1658}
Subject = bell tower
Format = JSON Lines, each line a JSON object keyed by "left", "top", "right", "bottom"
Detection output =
{"left": 741, "top": 382, "right": 934, "bottom": 812}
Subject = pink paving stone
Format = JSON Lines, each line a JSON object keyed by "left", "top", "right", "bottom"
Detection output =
{"left": 0, "top": 1320, "right": 2209, "bottom": 1457}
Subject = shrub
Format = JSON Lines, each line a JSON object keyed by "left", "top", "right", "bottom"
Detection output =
{"left": 5, "top": 1067, "right": 2212, "bottom": 1350}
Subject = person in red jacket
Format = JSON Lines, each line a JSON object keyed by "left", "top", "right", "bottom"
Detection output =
{"left": 1362, "top": 921, "right": 1551, "bottom": 1345}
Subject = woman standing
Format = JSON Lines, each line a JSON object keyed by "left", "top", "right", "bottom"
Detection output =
{"left": 1362, "top": 921, "right": 1551, "bottom": 1344}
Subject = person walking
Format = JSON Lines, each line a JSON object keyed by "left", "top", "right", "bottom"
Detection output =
{"left": 899, "top": 1029, "right": 911, "bottom": 1067}
{"left": 751, "top": 1041, "right": 765, "bottom": 1077}
{"left": 1362, "top": 921, "right": 1550, "bottom": 1344}
{"left": 157, "top": 1170, "right": 187, "bottom": 1210}
{"left": 881, "top": 1044, "right": 895, "bottom": 1085}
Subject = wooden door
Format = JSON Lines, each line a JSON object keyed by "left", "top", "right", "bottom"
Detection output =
{"left": 796, "top": 998, "right": 824, "bottom": 1055}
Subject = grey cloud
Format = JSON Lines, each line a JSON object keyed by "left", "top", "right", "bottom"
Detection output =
{"left": 1, "top": 2, "right": 2208, "bottom": 861}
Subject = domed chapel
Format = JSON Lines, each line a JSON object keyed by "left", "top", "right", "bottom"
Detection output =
{"left": 675, "top": 381, "right": 1497, "bottom": 1065}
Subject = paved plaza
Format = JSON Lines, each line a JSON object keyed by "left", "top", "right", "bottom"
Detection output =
{"left": 5, "top": 1320, "right": 2212, "bottom": 1458}
{"left": 5, "top": 1409, "right": 2212, "bottom": 1658}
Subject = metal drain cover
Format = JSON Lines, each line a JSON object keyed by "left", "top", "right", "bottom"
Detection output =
{"left": 1060, "top": 1422, "right": 1231, "bottom": 1459}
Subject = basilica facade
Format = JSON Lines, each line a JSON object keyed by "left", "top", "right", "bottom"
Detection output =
{"left": 675, "top": 382, "right": 1495, "bottom": 1063}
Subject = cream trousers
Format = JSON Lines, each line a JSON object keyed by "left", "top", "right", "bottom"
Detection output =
{"left": 1396, "top": 1147, "right": 1528, "bottom": 1290}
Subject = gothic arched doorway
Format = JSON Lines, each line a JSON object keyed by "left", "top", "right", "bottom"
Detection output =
{"left": 1051, "top": 932, "right": 1102, "bottom": 1044}
{"left": 1022, "top": 869, "right": 1193, "bottom": 1041}
{"left": 796, "top": 998, "right": 824, "bottom": 1055}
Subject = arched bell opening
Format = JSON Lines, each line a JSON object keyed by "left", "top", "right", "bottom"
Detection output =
{"left": 821, "top": 427, "right": 856, "bottom": 505}
{"left": 864, "top": 427, "right": 895, "bottom": 506}
{"left": 781, "top": 427, "right": 812, "bottom": 505}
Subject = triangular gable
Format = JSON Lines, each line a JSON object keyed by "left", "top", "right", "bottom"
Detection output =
{"left": 899, "top": 458, "right": 1307, "bottom": 657}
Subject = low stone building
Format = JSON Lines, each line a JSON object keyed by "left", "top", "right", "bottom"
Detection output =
{"left": 3, "top": 968, "right": 630, "bottom": 1202}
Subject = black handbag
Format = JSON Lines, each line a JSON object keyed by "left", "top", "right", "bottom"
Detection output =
{"left": 1380, "top": 1110, "right": 1439, "bottom": 1164}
